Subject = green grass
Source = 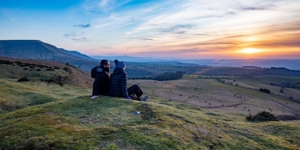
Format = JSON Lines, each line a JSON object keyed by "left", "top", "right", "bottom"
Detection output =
{"left": 1, "top": 78, "right": 300, "bottom": 149}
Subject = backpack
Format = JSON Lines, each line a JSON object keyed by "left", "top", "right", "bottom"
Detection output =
{"left": 91, "top": 66, "right": 99, "bottom": 78}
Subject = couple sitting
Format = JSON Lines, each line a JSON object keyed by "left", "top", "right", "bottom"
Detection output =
{"left": 91, "top": 59, "right": 148, "bottom": 101}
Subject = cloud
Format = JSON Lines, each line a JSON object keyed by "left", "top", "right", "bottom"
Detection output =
{"left": 73, "top": 24, "right": 91, "bottom": 28}
{"left": 63, "top": 32, "right": 84, "bottom": 38}
{"left": 160, "top": 24, "right": 193, "bottom": 34}
{"left": 130, "top": 48, "right": 222, "bottom": 58}
{"left": 239, "top": 4, "right": 276, "bottom": 11}
{"left": 130, "top": 37, "right": 155, "bottom": 41}
{"left": 72, "top": 37, "right": 92, "bottom": 42}
{"left": 64, "top": 31, "right": 91, "bottom": 42}
{"left": 71, "top": 0, "right": 300, "bottom": 58}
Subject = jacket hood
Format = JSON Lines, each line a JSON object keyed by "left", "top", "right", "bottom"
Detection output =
{"left": 113, "top": 68, "right": 125, "bottom": 74}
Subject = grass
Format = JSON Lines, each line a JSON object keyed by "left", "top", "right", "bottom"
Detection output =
{"left": 1, "top": 78, "right": 300, "bottom": 149}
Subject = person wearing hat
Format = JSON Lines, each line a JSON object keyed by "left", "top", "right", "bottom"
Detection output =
{"left": 91, "top": 59, "right": 111, "bottom": 99}
{"left": 109, "top": 59, "right": 148, "bottom": 101}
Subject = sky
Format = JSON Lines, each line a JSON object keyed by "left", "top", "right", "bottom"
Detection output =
{"left": 0, "top": 0, "right": 300, "bottom": 59}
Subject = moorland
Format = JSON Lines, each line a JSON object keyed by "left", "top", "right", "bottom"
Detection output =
{"left": 0, "top": 56, "right": 300, "bottom": 149}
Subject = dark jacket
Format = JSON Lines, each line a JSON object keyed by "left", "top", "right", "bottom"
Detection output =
{"left": 92, "top": 67, "right": 110, "bottom": 96}
{"left": 109, "top": 68, "right": 129, "bottom": 98}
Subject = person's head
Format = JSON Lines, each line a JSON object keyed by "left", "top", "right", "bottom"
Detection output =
{"left": 100, "top": 59, "right": 110, "bottom": 69}
{"left": 114, "top": 59, "right": 126, "bottom": 70}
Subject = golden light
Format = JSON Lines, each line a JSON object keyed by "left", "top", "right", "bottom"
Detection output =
{"left": 238, "top": 48, "right": 262, "bottom": 54}
{"left": 242, "top": 37, "right": 259, "bottom": 42}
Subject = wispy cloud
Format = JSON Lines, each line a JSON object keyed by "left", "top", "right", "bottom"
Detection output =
{"left": 63, "top": 31, "right": 92, "bottom": 42}
{"left": 160, "top": 24, "right": 193, "bottom": 34}
{"left": 61, "top": 0, "right": 300, "bottom": 58}
{"left": 129, "top": 37, "right": 155, "bottom": 41}
{"left": 73, "top": 24, "right": 91, "bottom": 28}
{"left": 63, "top": 32, "right": 84, "bottom": 38}
{"left": 239, "top": 3, "right": 277, "bottom": 11}
{"left": 72, "top": 37, "right": 92, "bottom": 42}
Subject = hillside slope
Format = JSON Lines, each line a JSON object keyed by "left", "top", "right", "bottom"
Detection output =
{"left": 0, "top": 57, "right": 93, "bottom": 88}
{"left": 0, "top": 78, "right": 299, "bottom": 149}
{"left": 0, "top": 40, "right": 94, "bottom": 62}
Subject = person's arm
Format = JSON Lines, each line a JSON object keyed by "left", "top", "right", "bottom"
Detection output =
{"left": 121, "top": 73, "right": 129, "bottom": 98}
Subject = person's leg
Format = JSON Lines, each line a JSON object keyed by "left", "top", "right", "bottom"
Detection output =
{"left": 127, "top": 84, "right": 144, "bottom": 99}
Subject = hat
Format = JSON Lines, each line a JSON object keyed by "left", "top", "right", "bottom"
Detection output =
{"left": 114, "top": 59, "right": 126, "bottom": 69}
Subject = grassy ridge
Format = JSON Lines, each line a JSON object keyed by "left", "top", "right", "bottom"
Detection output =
{"left": 0, "top": 79, "right": 300, "bottom": 149}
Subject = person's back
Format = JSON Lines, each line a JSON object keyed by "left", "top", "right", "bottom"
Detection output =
{"left": 91, "top": 59, "right": 110, "bottom": 99}
{"left": 109, "top": 59, "right": 148, "bottom": 101}
{"left": 109, "top": 67, "right": 128, "bottom": 97}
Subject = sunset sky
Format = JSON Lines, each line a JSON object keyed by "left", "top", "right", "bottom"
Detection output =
{"left": 0, "top": 0, "right": 300, "bottom": 59}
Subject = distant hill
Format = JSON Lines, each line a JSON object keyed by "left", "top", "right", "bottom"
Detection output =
{"left": 0, "top": 40, "right": 100, "bottom": 72}
{"left": 184, "top": 59, "right": 300, "bottom": 71}
{"left": 0, "top": 40, "right": 95, "bottom": 62}
{"left": 60, "top": 48, "right": 97, "bottom": 61}
{"left": 92, "top": 55, "right": 170, "bottom": 62}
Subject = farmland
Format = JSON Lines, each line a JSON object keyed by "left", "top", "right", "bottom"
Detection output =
{"left": 128, "top": 75, "right": 300, "bottom": 121}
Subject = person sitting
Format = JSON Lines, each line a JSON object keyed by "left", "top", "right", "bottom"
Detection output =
{"left": 91, "top": 59, "right": 110, "bottom": 99}
{"left": 109, "top": 59, "right": 148, "bottom": 101}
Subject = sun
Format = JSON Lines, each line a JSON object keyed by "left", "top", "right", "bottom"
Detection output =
{"left": 238, "top": 48, "right": 262, "bottom": 54}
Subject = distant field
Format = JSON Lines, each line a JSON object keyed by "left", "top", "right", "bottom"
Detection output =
{"left": 220, "top": 76, "right": 300, "bottom": 101}
{"left": 128, "top": 77, "right": 300, "bottom": 121}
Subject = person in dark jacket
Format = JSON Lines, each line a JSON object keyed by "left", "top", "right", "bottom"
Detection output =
{"left": 91, "top": 59, "right": 110, "bottom": 99}
{"left": 109, "top": 59, "right": 148, "bottom": 101}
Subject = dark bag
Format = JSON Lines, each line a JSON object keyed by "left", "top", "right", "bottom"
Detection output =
{"left": 91, "top": 66, "right": 99, "bottom": 78}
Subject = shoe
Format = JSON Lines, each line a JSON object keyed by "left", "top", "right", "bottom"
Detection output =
{"left": 91, "top": 96, "right": 99, "bottom": 100}
{"left": 142, "top": 94, "right": 148, "bottom": 101}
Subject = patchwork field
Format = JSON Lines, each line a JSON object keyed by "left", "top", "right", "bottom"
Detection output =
{"left": 128, "top": 76, "right": 300, "bottom": 121}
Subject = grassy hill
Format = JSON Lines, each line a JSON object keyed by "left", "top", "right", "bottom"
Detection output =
{"left": 1, "top": 56, "right": 300, "bottom": 149}
{"left": 1, "top": 78, "right": 300, "bottom": 149}
{"left": 0, "top": 57, "right": 93, "bottom": 88}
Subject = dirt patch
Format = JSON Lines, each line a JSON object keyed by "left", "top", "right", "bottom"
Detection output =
{"left": 137, "top": 104, "right": 154, "bottom": 120}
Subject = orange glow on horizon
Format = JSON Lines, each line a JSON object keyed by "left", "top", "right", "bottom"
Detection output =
{"left": 238, "top": 48, "right": 262, "bottom": 54}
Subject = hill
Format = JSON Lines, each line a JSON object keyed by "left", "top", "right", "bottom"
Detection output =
{"left": 0, "top": 57, "right": 93, "bottom": 88}
{"left": 60, "top": 48, "right": 98, "bottom": 61}
{"left": 0, "top": 40, "right": 100, "bottom": 72}
{"left": 0, "top": 78, "right": 300, "bottom": 149}
{"left": 0, "top": 40, "right": 92, "bottom": 62}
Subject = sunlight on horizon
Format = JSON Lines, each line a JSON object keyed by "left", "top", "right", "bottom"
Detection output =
{"left": 238, "top": 48, "right": 262, "bottom": 54}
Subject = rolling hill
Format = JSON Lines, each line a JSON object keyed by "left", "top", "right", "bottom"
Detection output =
{"left": 0, "top": 57, "right": 93, "bottom": 88}
{"left": 0, "top": 40, "right": 94, "bottom": 62}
